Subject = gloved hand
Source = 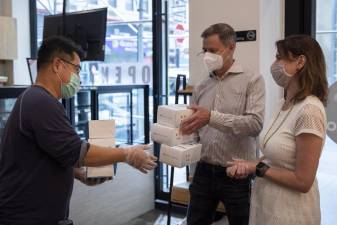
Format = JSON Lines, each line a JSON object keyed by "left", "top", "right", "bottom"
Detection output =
{"left": 74, "top": 167, "right": 111, "bottom": 186}
{"left": 124, "top": 144, "right": 157, "bottom": 173}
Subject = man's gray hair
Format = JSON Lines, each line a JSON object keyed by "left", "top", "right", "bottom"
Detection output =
{"left": 201, "top": 23, "right": 236, "bottom": 46}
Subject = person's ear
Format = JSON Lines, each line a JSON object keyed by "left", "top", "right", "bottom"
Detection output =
{"left": 297, "top": 55, "right": 306, "bottom": 70}
{"left": 52, "top": 57, "right": 63, "bottom": 74}
{"left": 229, "top": 42, "right": 236, "bottom": 51}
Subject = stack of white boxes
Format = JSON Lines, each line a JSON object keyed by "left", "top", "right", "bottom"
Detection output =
{"left": 151, "top": 105, "right": 202, "bottom": 168}
{"left": 87, "top": 120, "right": 115, "bottom": 179}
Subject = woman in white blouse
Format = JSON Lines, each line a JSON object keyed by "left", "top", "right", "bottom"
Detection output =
{"left": 226, "top": 35, "right": 328, "bottom": 225}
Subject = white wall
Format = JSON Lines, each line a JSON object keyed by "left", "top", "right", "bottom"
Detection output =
{"left": 0, "top": 0, "right": 12, "bottom": 16}
{"left": 189, "top": 0, "right": 284, "bottom": 122}
{"left": 189, "top": 0, "right": 260, "bottom": 85}
{"left": 12, "top": 0, "right": 31, "bottom": 85}
{"left": 259, "top": 0, "right": 285, "bottom": 121}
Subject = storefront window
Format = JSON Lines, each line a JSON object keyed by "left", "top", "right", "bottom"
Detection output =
{"left": 316, "top": 1, "right": 337, "bottom": 224}
{"left": 125, "top": 0, "right": 134, "bottom": 11}
{"left": 109, "top": 0, "right": 116, "bottom": 8}
{"left": 35, "top": 0, "right": 153, "bottom": 87}
{"left": 34, "top": 0, "right": 153, "bottom": 146}
{"left": 167, "top": 0, "right": 189, "bottom": 104}
{"left": 159, "top": 0, "right": 189, "bottom": 192}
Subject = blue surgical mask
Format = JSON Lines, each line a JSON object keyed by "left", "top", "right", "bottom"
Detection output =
{"left": 57, "top": 73, "right": 81, "bottom": 99}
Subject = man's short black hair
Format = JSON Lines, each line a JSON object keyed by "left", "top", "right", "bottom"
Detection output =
{"left": 37, "top": 36, "right": 84, "bottom": 70}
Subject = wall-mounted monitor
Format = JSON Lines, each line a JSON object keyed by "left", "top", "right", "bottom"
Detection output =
{"left": 43, "top": 8, "right": 107, "bottom": 61}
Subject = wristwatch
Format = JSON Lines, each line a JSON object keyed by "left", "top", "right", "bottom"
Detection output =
{"left": 255, "top": 162, "right": 270, "bottom": 177}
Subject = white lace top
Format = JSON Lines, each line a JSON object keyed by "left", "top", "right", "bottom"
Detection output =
{"left": 249, "top": 96, "right": 327, "bottom": 225}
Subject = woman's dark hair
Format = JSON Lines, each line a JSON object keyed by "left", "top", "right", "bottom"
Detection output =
{"left": 276, "top": 35, "right": 328, "bottom": 105}
{"left": 37, "top": 36, "right": 84, "bottom": 70}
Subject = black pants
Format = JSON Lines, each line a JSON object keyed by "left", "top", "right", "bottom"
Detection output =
{"left": 187, "top": 162, "right": 251, "bottom": 225}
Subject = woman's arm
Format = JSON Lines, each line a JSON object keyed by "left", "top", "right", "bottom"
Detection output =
{"left": 226, "top": 156, "right": 265, "bottom": 179}
{"left": 263, "top": 133, "right": 322, "bottom": 193}
{"left": 227, "top": 133, "right": 323, "bottom": 193}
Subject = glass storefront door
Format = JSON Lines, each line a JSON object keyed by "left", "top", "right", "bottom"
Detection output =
{"left": 316, "top": 1, "right": 337, "bottom": 224}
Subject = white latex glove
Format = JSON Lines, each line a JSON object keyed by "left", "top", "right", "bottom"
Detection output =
{"left": 124, "top": 144, "right": 157, "bottom": 173}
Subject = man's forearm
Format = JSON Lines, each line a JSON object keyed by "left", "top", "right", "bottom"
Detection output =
{"left": 83, "top": 145, "right": 127, "bottom": 167}
{"left": 209, "top": 111, "right": 263, "bottom": 136}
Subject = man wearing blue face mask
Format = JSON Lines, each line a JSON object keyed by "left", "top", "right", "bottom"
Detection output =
{"left": 0, "top": 36, "right": 157, "bottom": 225}
{"left": 180, "top": 23, "right": 265, "bottom": 225}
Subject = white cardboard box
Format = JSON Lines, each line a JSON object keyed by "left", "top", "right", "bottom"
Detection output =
{"left": 89, "top": 120, "right": 115, "bottom": 139}
{"left": 86, "top": 136, "right": 115, "bottom": 178}
{"left": 88, "top": 138, "right": 116, "bottom": 148}
{"left": 151, "top": 123, "right": 196, "bottom": 146}
{"left": 157, "top": 104, "right": 194, "bottom": 128}
{"left": 86, "top": 166, "right": 114, "bottom": 178}
{"left": 159, "top": 143, "right": 202, "bottom": 168}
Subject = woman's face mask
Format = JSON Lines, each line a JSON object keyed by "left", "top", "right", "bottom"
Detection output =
{"left": 270, "top": 61, "right": 293, "bottom": 88}
{"left": 270, "top": 54, "right": 305, "bottom": 88}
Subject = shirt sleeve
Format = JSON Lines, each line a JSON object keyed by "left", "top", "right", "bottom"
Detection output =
{"left": 76, "top": 141, "right": 90, "bottom": 168}
{"left": 208, "top": 73, "right": 265, "bottom": 137}
{"left": 24, "top": 98, "right": 84, "bottom": 168}
{"left": 190, "top": 85, "right": 198, "bottom": 105}
{"left": 294, "top": 104, "right": 326, "bottom": 139}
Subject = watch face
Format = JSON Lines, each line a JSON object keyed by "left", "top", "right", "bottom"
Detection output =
{"left": 257, "top": 162, "right": 265, "bottom": 169}
{"left": 256, "top": 162, "right": 269, "bottom": 177}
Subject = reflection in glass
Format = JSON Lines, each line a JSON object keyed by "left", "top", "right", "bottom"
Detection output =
{"left": 74, "top": 91, "right": 92, "bottom": 140}
{"left": 97, "top": 88, "right": 146, "bottom": 145}
{"left": 132, "top": 88, "right": 145, "bottom": 144}
{"left": 0, "top": 98, "right": 17, "bottom": 144}
{"left": 98, "top": 92, "right": 131, "bottom": 144}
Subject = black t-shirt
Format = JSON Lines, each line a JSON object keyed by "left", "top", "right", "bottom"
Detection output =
{"left": 0, "top": 86, "right": 82, "bottom": 225}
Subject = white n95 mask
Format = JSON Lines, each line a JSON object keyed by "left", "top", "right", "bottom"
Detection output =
{"left": 203, "top": 52, "right": 224, "bottom": 72}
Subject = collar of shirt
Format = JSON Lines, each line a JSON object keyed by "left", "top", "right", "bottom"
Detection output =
{"left": 209, "top": 60, "right": 244, "bottom": 80}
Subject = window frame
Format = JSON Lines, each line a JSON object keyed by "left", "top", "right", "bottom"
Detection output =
{"left": 285, "top": 0, "right": 316, "bottom": 36}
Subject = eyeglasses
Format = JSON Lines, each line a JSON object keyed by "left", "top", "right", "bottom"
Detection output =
{"left": 59, "top": 58, "right": 81, "bottom": 75}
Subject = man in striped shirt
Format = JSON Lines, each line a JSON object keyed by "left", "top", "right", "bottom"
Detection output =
{"left": 181, "top": 23, "right": 265, "bottom": 225}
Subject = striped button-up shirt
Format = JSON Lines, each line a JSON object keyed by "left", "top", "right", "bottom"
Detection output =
{"left": 191, "top": 61, "right": 265, "bottom": 166}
